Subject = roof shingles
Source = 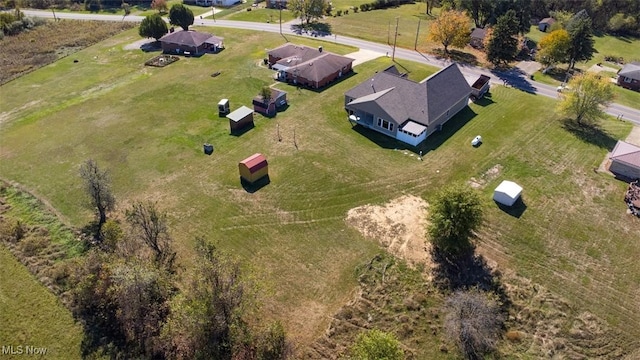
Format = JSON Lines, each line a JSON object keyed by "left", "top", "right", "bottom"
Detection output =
{"left": 345, "top": 64, "right": 471, "bottom": 127}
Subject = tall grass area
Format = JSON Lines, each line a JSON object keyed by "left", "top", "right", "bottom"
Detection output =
{"left": 1, "top": 25, "right": 640, "bottom": 354}
{"left": 0, "top": 246, "right": 82, "bottom": 359}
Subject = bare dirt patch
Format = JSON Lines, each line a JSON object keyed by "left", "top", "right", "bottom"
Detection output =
{"left": 469, "top": 164, "right": 503, "bottom": 189}
{"left": 346, "top": 195, "right": 430, "bottom": 269}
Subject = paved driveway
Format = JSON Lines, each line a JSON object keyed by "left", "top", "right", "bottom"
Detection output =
{"left": 516, "top": 61, "right": 541, "bottom": 76}
{"left": 345, "top": 49, "right": 385, "bottom": 66}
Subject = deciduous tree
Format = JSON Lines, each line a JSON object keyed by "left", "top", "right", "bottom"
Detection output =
{"left": 444, "top": 290, "right": 502, "bottom": 360}
{"left": 139, "top": 13, "right": 168, "bottom": 41}
{"left": 70, "top": 251, "right": 173, "bottom": 358}
{"left": 351, "top": 329, "right": 404, "bottom": 360}
{"left": 306, "top": 0, "right": 326, "bottom": 23}
{"left": 536, "top": 29, "right": 570, "bottom": 70}
{"left": 151, "top": 0, "right": 168, "bottom": 14}
{"left": 288, "top": 0, "right": 326, "bottom": 25}
{"left": 126, "top": 201, "right": 176, "bottom": 271}
{"left": 260, "top": 86, "right": 272, "bottom": 104}
{"left": 427, "top": 184, "right": 483, "bottom": 256}
{"left": 458, "top": 0, "right": 494, "bottom": 28}
{"left": 169, "top": 3, "right": 193, "bottom": 31}
{"left": 557, "top": 72, "right": 614, "bottom": 126}
{"left": 162, "top": 238, "right": 253, "bottom": 359}
{"left": 427, "top": 10, "right": 472, "bottom": 54}
{"left": 79, "top": 159, "right": 115, "bottom": 241}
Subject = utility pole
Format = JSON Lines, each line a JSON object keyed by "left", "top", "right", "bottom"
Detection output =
{"left": 212, "top": 5, "right": 216, "bottom": 22}
{"left": 392, "top": 17, "right": 399, "bottom": 61}
{"left": 279, "top": 2, "right": 282, "bottom": 34}
{"left": 387, "top": 20, "right": 390, "bottom": 44}
{"left": 414, "top": 18, "right": 421, "bottom": 50}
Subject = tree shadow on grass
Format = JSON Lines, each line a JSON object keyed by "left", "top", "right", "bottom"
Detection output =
{"left": 141, "top": 41, "right": 162, "bottom": 52}
{"left": 431, "top": 245, "right": 511, "bottom": 310}
{"left": 561, "top": 118, "right": 618, "bottom": 150}
{"left": 291, "top": 22, "right": 332, "bottom": 37}
{"left": 490, "top": 67, "right": 537, "bottom": 94}
{"left": 433, "top": 49, "right": 479, "bottom": 66}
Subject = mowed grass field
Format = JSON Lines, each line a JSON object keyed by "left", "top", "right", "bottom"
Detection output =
{"left": 1, "top": 25, "right": 640, "bottom": 355}
{"left": 323, "top": 4, "right": 490, "bottom": 66}
{"left": 0, "top": 246, "right": 82, "bottom": 359}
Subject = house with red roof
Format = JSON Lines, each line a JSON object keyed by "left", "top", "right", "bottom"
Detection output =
{"left": 267, "top": 44, "right": 354, "bottom": 89}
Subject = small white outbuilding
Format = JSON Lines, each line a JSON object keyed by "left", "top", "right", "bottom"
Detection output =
{"left": 493, "top": 180, "right": 522, "bottom": 206}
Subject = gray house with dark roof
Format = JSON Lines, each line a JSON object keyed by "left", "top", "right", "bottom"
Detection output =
{"left": 617, "top": 62, "right": 640, "bottom": 91}
{"left": 344, "top": 64, "right": 471, "bottom": 146}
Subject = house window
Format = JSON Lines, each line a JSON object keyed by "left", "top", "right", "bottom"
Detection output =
{"left": 377, "top": 118, "right": 393, "bottom": 132}
{"left": 624, "top": 77, "right": 632, "bottom": 83}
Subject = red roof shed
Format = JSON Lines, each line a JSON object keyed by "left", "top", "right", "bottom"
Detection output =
{"left": 239, "top": 153, "right": 269, "bottom": 183}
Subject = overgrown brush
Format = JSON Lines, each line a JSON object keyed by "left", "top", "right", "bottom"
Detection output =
{"left": 0, "top": 19, "right": 135, "bottom": 84}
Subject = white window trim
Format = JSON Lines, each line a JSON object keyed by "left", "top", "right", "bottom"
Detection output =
{"left": 377, "top": 118, "right": 393, "bottom": 132}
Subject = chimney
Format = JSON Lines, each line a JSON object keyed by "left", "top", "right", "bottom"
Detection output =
{"left": 318, "top": 46, "right": 323, "bottom": 52}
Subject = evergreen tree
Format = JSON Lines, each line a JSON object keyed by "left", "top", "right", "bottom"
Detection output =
{"left": 486, "top": 10, "right": 519, "bottom": 66}
{"left": 169, "top": 3, "right": 193, "bottom": 31}
{"left": 139, "top": 13, "right": 168, "bottom": 41}
{"left": 566, "top": 9, "right": 595, "bottom": 69}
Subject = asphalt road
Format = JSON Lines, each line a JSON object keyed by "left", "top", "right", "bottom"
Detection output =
{"left": 21, "top": 9, "right": 640, "bottom": 125}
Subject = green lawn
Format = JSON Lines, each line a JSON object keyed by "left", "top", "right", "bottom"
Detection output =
{"left": 2, "top": 25, "right": 640, "bottom": 355}
{"left": 330, "top": 0, "right": 372, "bottom": 11}
{"left": 324, "top": 5, "right": 487, "bottom": 65}
{"left": 528, "top": 25, "right": 640, "bottom": 66}
{"left": 222, "top": 7, "right": 296, "bottom": 23}
{"left": 325, "top": 4, "right": 437, "bottom": 48}
{"left": 0, "top": 246, "right": 82, "bottom": 359}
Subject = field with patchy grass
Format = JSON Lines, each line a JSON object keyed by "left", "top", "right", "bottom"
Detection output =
{"left": 2, "top": 24, "right": 640, "bottom": 357}
{"left": 0, "top": 245, "right": 82, "bottom": 358}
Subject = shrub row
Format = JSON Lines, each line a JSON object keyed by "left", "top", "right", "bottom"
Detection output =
{"left": 359, "top": 0, "right": 413, "bottom": 12}
{"left": 0, "top": 10, "right": 47, "bottom": 37}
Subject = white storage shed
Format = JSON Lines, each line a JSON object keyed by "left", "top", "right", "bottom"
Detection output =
{"left": 493, "top": 180, "right": 522, "bottom": 206}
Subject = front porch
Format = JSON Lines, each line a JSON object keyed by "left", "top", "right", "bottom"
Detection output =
{"left": 347, "top": 110, "right": 374, "bottom": 128}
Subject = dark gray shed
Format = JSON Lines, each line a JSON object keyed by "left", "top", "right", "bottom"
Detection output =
{"left": 227, "top": 106, "right": 254, "bottom": 134}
